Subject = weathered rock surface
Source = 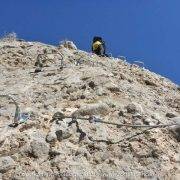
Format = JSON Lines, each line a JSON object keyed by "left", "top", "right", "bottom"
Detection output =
{"left": 0, "top": 156, "right": 15, "bottom": 173}
{"left": 0, "top": 38, "right": 180, "bottom": 179}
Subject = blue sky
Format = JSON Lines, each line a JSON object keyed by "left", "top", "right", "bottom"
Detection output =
{"left": 0, "top": 0, "right": 179, "bottom": 84}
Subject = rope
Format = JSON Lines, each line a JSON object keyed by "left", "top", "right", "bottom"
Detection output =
{"left": 57, "top": 114, "right": 177, "bottom": 128}
{"left": 88, "top": 127, "right": 155, "bottom": 144}
{"left": 53, "top": 113, "right": 178, "bottom": 144}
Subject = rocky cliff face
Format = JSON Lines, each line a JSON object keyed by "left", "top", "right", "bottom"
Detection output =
{"left": 0, "top": 37, "right": 180, "bottom": 180}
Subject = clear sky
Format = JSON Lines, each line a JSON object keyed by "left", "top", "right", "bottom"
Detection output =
{"left": 0, "top": 0, "right": 179, "bottom": 84}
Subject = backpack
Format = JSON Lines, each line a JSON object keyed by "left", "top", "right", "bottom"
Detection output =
{"left": 93, "top": 36, "right": 103, "bottom": 43}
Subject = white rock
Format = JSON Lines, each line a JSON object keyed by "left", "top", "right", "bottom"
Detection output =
{"left": 72, "top": 103, "right": 109, "bottom": 117}
{"left": 59, "top": 41, "right": 77, "bottom": 50}
{"left": 0, "top": 156, "right": 15, "bottom": 173}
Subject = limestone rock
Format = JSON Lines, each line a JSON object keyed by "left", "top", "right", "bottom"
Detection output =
{"left": 72, "top": 103, "right": 109, "bottom": 117}
{"left": 0, "top": 38, "right": 180, "bottom": 179}
{"left": 0, "top": 156, "right": 15, "bottom": 173}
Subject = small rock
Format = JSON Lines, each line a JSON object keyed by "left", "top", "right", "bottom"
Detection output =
{"left": 132, "top": 113, "right": 143, "bottom": 119}
{"left": 133, "top": 119, "right": 143, "bottom": 125}
{"left": 83, "top": 90, "right": 95, "bottom": 100}
{"left": 104, "top": 98, "right": 116, "bottom": 108}
{"left": 166, "top": 112, "right": 176, "bottom": 118}
{"left": 143, "top": 118, "right": 157, "bottom": 126}
{"left": 96, "top": 87, "right": 107, "bottom": 96}
{"left": 118, "top": 110, "right": 124, "bottom": 117}
{"left": 55, "top": 130, "right": 72, "bottom": 141}
{"left": 51, "top": 112, "right": 65, "bottom": 122}
{"left": 151, "top": 113, "right": 161, "bottom": 120}
{"left": 80, "top": 94, "right": 86, "bottom": 99}
{"left": 144, "top": 79, "right": 157, "bottom": 86}
{"left": 70, "top": 93, "right": 78, "bottom": 101}
{"left": 30, "top": 139, "right": 50, "bottom": 159}
{"left": 46, "top": 132, "right": 57, "bottom": 143}
{"left": 66, "top": 86, "right": 77, "bottom": 94}
{"left": 126, "top": 104, "right": 136, "bottom": 114}
{"left": 126, "top": 102, "right": 143, "bottom": 114}
{"left": 59, "top": 41, "right": 77, "bottom": 50}
{"left": 47, "top": 120, "right": 72, "bottom": 143}
{"left": 72, "top": 103, "right": 109, "bottom": 117}
{"left": 105, "top": 82, "right": 120, "bottom": 92}
{"left": 0, "top": 156, "right": 15, "bottom": 173}
{"left": 61, "top": 93, "right": 69, "bottom": 99}
{"left": 155, "top": 100, "right": 161, "bottom": 105}
{"left": 88, "top": 81, "right": 96, "bottom": 89}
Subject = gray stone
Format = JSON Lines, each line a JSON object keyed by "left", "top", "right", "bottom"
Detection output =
{"left": 133, "top": 119, "right": 143, "bottom": 125}
{"left": 72, "top": 102, "right": 109, "bottom": 117}
{"left": 46, "top": 132, "right": 57, "bottom": 143}
{"left": 69, "top": 93, "right": 78, "bottom": 101}
{"left": 132, "top": 113, "right": 143, "bottom": 119}
{"left": 126, "top": 102, "right": 143, "bottom": 114}
{"left": 166, "top": 112, "right": 176, "bottom": 118}
{"left": 143, "top": 118, "right": 158, "bottom": 125}
{"left": 151, "top": 113, "right": 161, "bottom": 120}
{"left": 59, "top": 40, "right": 77, "bottom": 50}
{"left": 105, "top": 82, "right": 120, "bottom": 92}
{"left": 30, "top": 139, "right": 50, "bottom": 159}
{"left": 96, "top": 87, "right": 107, "bottom": 96}
{"left": 46, "top": 120, "right": 72, "bottom": 143}
{"left": 82, "top": 90, "right": 94, "bottom": 100}
{"left": 88, "top": 81, "right": 96, "bottom": 89}
{"left": 55, "top": 130, "right": 72, "bottom": 141}
{"left": 0, "top": 156, "right": 15, "bottom": 173}
{"left": 118, "top": 110, "right": 125, "bottom": 117}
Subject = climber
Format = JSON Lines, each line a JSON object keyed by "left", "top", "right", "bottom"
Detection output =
{"left": 92, "top": 36, "right": 108, "bottom": 57}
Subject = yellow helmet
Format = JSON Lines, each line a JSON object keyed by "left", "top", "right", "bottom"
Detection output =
{"left": 92, "top": 41, "right": 102, "bottom": 51}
